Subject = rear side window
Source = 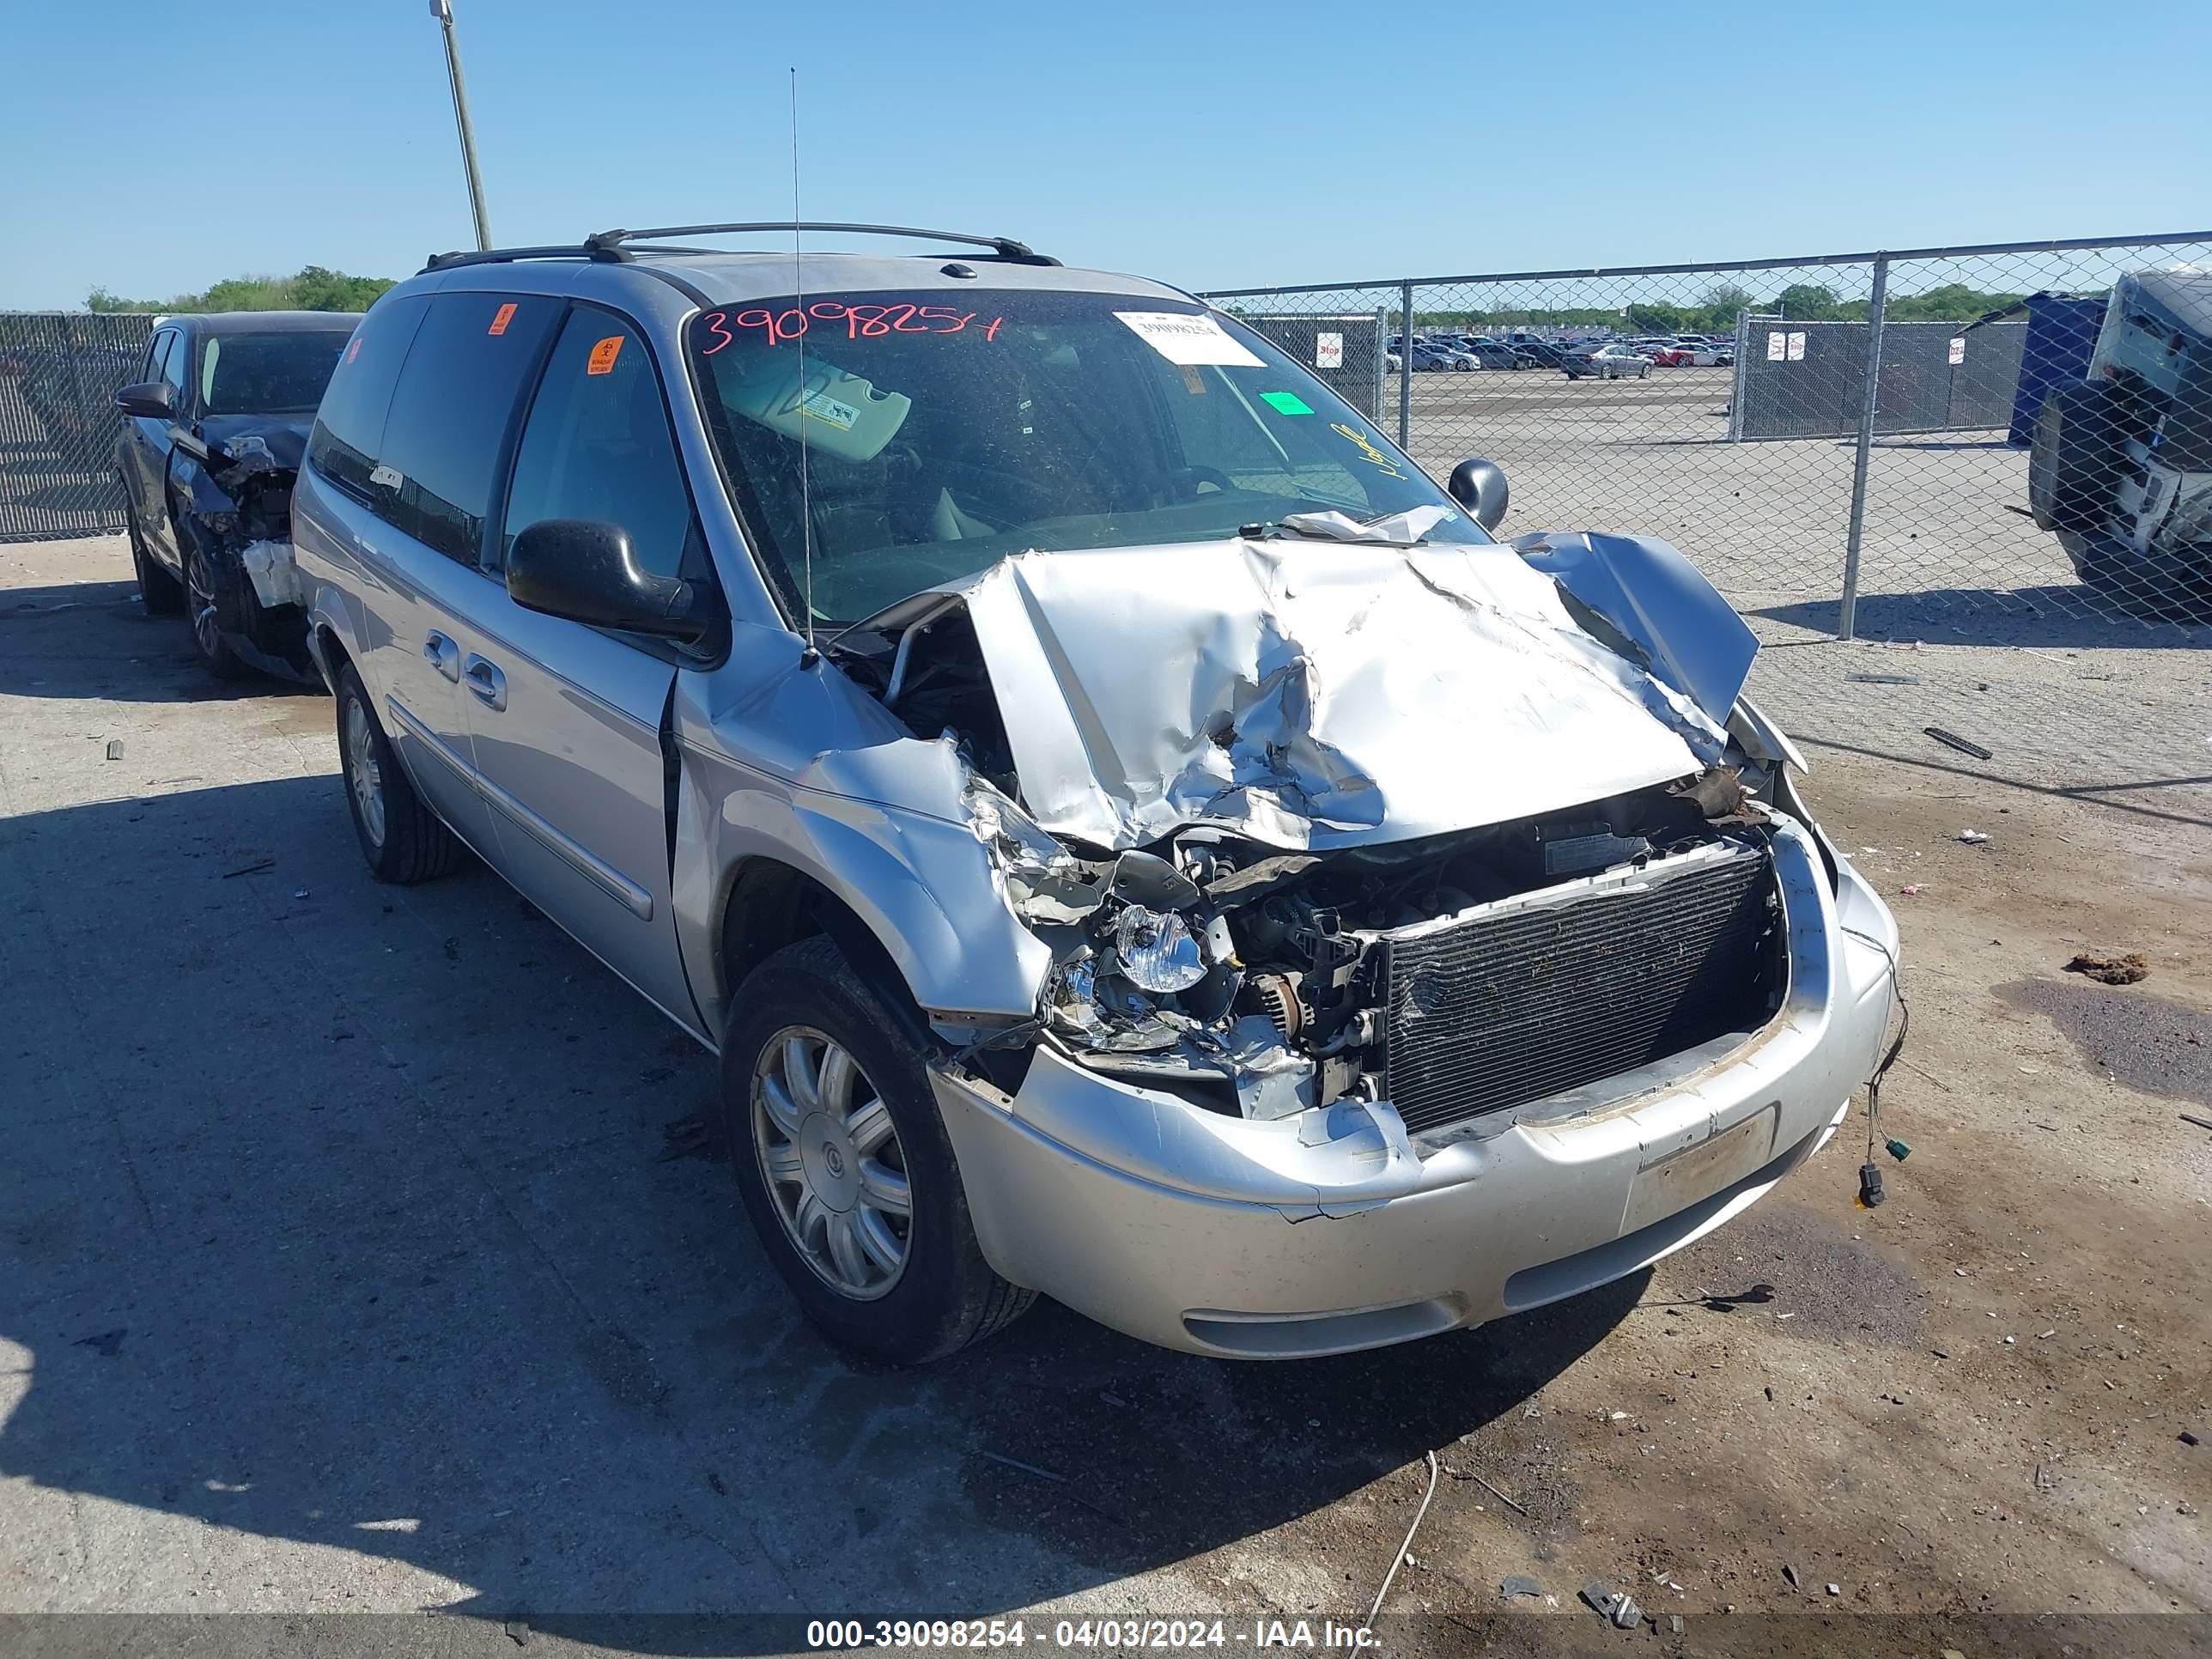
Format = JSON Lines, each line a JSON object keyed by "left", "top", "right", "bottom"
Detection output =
{"left": 374, "top": 293, "right": 562, "bottom": 565}
{"left": 502, "top": 311, "right": 695, "bottom": 580}
{"left": 308, "top": 295, "right": 429, "bottom": 501}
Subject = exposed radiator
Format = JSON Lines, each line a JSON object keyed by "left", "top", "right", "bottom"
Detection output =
{"left": 1379, "top": 841, "right": 1784, "bottom": 1136}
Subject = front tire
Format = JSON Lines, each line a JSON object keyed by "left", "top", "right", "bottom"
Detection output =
{"left": 181, "top": 533, "right": 250, "bottom": 679}
{"left": 723, "top": 937, "right": 1034, "bottom": 1364}
{"left": 334, "top": 662, "right": 463, "bottom": 883}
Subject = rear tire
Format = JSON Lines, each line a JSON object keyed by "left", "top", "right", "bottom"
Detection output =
{"left": 722, "top": 937, "right": 1034, "bottom": 1364}
{"left": 125, "top": 499, "right": 182, "bottom": 617}
{"left": 334, "top": 662, "right": 463, "bottom": 884}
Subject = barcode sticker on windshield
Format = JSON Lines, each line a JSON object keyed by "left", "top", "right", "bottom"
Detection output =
{"left": 799, "top": 387, "right": 860, "bottom": 431}
{"left": 1115, "top": 311, "right": 1264, "bottom": 368}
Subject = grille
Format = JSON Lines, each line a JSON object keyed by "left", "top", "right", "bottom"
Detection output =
{"left": 1380, "top": 843, "right": 1784, "bottom": 1136}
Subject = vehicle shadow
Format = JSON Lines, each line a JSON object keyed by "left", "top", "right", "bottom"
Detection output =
{"left": 1754, "top": 586, "right": 2212, "bottom": 647}
{"left": 0, "top": 579, "right": 307, "bottom": 701}
{"left": 0, "top": 769, "right": 1659, "bottom": 1649}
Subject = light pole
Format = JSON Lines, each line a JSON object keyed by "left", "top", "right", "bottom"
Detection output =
{"left": 428, "top": 0, "right": 492, "bottom": 252}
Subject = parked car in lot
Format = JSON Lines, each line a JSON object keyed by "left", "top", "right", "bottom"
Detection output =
{"left": 1410, "top": 340, "right": 1480, "bottom": 371}
{"left": 1650, "top": 340, "right": 1734, "bottom": 368}
{"left": 293, "top": 222, "right": 1898, "bottom": 1364}
{"left": 1453, "top": 336, "right": 1539, "bottom": 370}
{"left": 113, "top": 312, "right": 357, "bottom": 678}
{"left": 1505, "top": 338, "right": 1578, "bottom": 370}
{"left": 1565, "top": 343, "right": 1654, "bottom": 380}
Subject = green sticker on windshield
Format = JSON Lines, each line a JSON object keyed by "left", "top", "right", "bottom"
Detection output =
{"left": 1260, "top": 391, "right": 1315, "bottom": 416}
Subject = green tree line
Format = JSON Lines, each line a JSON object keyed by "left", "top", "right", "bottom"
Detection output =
{"left": 86, "top": 265, "right": 397, "bottom": 314}
{"left": 1371, "top": 279, "right": 2050, "bottom": 335}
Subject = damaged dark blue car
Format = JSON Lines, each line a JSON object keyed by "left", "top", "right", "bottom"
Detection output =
{"left": 114, "top": 311, "right": 357, "bottom": 680}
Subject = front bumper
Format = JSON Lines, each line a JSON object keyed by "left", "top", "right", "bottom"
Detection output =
{"left": 932, "top": 813, "right": 1898, "bottom": 1358}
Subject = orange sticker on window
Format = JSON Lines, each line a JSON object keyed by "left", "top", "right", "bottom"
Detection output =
{"left": 344, "top": 337, "right": 362, "bottom": 364}
{"left": 488, "top": 302, "right": 517, "bottom": 336}
{"left": 586, "top": 336, "right": 624, "bottom": 375}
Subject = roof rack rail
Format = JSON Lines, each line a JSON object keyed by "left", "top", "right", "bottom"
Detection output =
{"left": 420, "top": 243, "right": 616, "bottom": 273}
{"left": 585, "top": 222, "right": 1059, "bottom": 266}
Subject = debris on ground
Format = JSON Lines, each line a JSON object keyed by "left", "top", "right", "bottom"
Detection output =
{"left": 2182, "top": 1114, "right": 2212, "bottom": 1133}
{"left": 1956, "top": 829, "right": 1990, "bottom": 844}
{"left": 1444, "top": 1463, "right": 1529, "bottom": 1515}
{"left": 1782, "top": 1565, "right": 1801, "bottom": 1590}
{"left": 1847, "top": 672, "right": 1921, "bottom": 684}
{"left": 1900, "top": 883, "right": 1926, "bottom": 895}
{"left": 1826, "top": 1583, "right": 1842, "bottom": 1596}
{"left": 221, "top": 858, "right": 276, "bottom": 879}
{"left": 1364, "top": 1451, "right": 1439, "bottom": 1626}
{"left": 1925, "top": 726, "right": 1995, "bottom": 759}
{"left": 1580, "top": 1581, "right": 1640, "bottom": 1628}
{"left": 104, "top": 739, "right": 122, "bottom": 760}
{"left": 1499, "top": 1574, "right": 1544, "bottom": 1600}
{"left": 2182, "top": 1431, "right": 2201, "bottom": 1447}
{"left": 2063, "top": 950, "right": 2149, "bottom": 985}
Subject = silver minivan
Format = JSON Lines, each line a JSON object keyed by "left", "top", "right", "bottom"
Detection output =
{"left": 292, "top": 223, "right": 1899, "bottom": 1364}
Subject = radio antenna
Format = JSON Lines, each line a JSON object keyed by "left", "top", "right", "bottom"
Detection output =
{"left": 789, "top": 66, "right": 817, "bottom": 662}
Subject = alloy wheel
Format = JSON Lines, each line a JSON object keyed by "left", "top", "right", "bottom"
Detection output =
{"left": 751, "top": 1025, "right": 911, "bottom": 1300}
{"left": 185, "top": 544, "right": 222, "bottom": 659}
{"left": 344, "top": 696, "right": 386, "bottom": 848}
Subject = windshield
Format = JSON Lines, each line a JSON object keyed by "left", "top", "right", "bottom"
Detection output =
{"left": 685, "top": 291, "right": 1484, "bottom": 623}
{"left": 199, "top": 330, "right": 353, "bottom": 416}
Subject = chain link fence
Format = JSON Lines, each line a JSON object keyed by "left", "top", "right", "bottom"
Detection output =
{"left": 1206, "top": 233, "right": 2212, "bottom": 635}
{"left": 1207, "top": 234, "right": 2212, "bottom": 840}
{"left": 0, "top": 312, "right": 155, "bottom": 542}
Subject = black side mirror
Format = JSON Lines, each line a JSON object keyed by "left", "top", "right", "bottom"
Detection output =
{"left": 1448, "top": 457, "right": 1510, "bottom": 532}
{"left": 115, "top": 380, "right": 174, "bottom": 420}
{"left": 506, "top": 520, "right": 718, "bottom": 641}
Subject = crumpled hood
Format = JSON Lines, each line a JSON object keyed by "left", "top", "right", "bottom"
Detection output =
{"left": 196, "top": 414, "right": 310, "bottom": 472}
{"left": 902, "top": 534, "right": 1753, "bottom": 852}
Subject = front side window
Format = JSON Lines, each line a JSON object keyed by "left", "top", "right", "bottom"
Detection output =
{"left": 686, "top": 292, "right": 1482, "bottom": 623}
{"left": 143, "top": 330, "right": 174, "bottom": 386}
{"left": 502, "top": 311, "right": 696, "bottom": 580}
{"left": 199, "top": 331, "right": 354, "bottom": 416}
{"left": 156, "top": 331, "right": 189, "bottom": 399}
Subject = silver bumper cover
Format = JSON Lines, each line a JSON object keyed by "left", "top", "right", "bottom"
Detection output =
{"left": 931, "top": 814, "right": 1898, "bottom": 1358}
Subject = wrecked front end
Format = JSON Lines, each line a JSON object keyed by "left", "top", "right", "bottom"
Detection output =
{"left": 815, "top": 532, "right": 1899, "bottom": 1358}
{"left": 172, "top": 419, "right": 314, "bottom": 679}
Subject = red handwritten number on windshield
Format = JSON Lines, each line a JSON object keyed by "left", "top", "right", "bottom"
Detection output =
{"left": 696, "top": 303, "right": 1005, "bottom": 353}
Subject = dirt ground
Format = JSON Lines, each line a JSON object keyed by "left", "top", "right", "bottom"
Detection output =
{"left": 1, "top": 533, "right": 2206, "bottom": 1655}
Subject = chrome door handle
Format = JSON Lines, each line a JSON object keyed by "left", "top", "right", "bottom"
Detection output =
{"left": 462, "top": 653, "right": 507, "bottom": 712}
{"left": 422, "top": 631, "right": 460, "bottom": 682}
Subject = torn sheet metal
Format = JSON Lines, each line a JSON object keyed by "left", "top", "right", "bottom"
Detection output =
{"left": 235, "top": 539, "right": 303, "bottom": 610}
{"left": 938, "top": 538, "right": 1732, "bottom": 853}
{"left": 1510, "top": 530, "right": 1758, "bottom": 726}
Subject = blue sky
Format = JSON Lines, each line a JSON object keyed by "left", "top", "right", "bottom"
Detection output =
{"left": 4, "top": 0, "right": 2209, "bottom": 309}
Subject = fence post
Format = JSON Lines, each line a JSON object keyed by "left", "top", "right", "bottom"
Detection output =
{"left": 1726, "top": 307, "right": 1749, "bottom": 442}
{"left": 1397, "top": 280, "right": 1414, "bottom": 451}
{"left": 1838, "top": 253, "right": 1890, "bottom": 641}
{"left": 1372, "top": 307, "right": 1388, "bottom": 423}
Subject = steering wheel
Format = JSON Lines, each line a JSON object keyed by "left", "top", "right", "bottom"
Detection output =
{"left": 1167, "top": 465, "right": 1235, "bottom": 501}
